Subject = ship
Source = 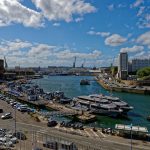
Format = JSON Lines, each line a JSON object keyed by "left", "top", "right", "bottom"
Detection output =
{"left": 80, "top": 79, "right": 90, "bottom": 85}
{"left": 72, "top": 94, "right": 133, "bottom": 117}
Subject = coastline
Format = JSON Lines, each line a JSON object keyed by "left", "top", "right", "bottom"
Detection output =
{"left": 97, "top": 79, "right": 150, "bottom": 95}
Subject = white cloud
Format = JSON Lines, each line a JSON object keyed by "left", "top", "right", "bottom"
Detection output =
{"left": 137, "top": 11, "right": 150, "bottom": 28}
{"left": 137, "top": 6, "right": 145, "bottom": 16}
{"left": 75, "top": 17, "right": 83, "bottom": 22}
{"left": 117, "top": 4, "right": 126, "bottom": 8}
{"left": 0, "top": 39, "right": 32, "bottom": 55}
{"left": 0, "top": 0, "right": 43, "bottom": 27}
{"left": 131, "top": 51, "right": 150, "bottom": 59}
{"left": 137, "top": 31, "right": 150, "bottom": 48}
{"left": 53, "top": 23, "right": 60, "bottom": 27}
{"left": 87, "top": 31, "right": 110, "bottom": 37}
{"left": 105, "top": 34, "right": 127, "bottom": 46}
{"left": 0, "top": 39, "right": 102, "bottom": 67}
{"left": 120, "top": 45, "right": 144, "bottom": 53}
{"left": 131, "top": 0, "right": 144, "bottom": 8}
{"left": 28, "top": 44, "right": 56, "bottom": 57}
{"left": 0, "top": 0, "right": 96, "bottom": 28}
{"left": 132, "top": 1, "right": 150, "bottom": 28}
{"left": 108, "top": 4, "right": 114, "bottom": 11}
{"left": 32, "top": 0, "right": 96, "bottom": 22}
{"left": 127, "top": 33, "right": 132, "bottom": 38}
{"left": 55, "top": 49, "right": 102, "bottom": 60}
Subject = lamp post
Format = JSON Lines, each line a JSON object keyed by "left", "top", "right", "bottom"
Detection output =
{"left": 130, "top": 124, "right": 133, "bottom": 150}
{"left": 15, "top": 104, "right": 16, "bottom": 133}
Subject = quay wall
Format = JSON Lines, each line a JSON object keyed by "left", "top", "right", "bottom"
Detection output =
{"left": 97, "top": 80, "right": 150, "bottom": 95}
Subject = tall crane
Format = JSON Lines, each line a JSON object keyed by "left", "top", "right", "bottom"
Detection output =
{"left": 73, "top": 56, "right": 76, "bottom": 68}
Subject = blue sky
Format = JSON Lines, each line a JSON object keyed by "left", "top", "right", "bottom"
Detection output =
{"left": 0, "top": 0, "right": 150, "bottom": 67}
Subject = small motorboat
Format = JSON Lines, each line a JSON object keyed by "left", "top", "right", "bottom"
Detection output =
{"left": 147, "top": 116, "right": 150, "bottom": 121}
{"left": 80, "top": 79, "right": 90, "bottom": 85}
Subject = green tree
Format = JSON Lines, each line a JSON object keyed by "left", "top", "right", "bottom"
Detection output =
{"left": 137, "top": 67, "right": 150, "bottom": 78}
{"left": 111, "top": 66, "right": 118, "bottom": 76}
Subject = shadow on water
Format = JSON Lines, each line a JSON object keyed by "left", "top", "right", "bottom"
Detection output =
{"left": 128, "top": 112, "right": 143, "bottom": 118}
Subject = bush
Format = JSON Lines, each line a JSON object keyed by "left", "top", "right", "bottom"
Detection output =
{"left": 137, "top": 67, "right": 150, "bottom": 78}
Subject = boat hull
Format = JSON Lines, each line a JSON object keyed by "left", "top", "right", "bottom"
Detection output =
{"left": 91, "top": 109, "right": 122, "bottom": 117}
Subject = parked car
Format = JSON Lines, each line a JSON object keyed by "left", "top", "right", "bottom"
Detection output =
{"left": 4, "top": 141, "right": 13, "bottom": 147}
{"left": 13, "top": 132, "right": 27, "bottom": 140}
{"left": 43, "top": 141, "right": 58, "bottom": 149}
{"left": 0, "top": 137, "right": 6, "bottom": 142}
{"left": 10, "top": 137, "right": 18, "bottom": 144}
{"left": 1, "top": 113, "right": 12, "bottom": 119}
{"left": 0, "top": 109, "right": 3, "bottom": 113}
{"left": 18, "top": 107, "right": 28, "bottom": 112}
{"left": 32, "top": 147, "right": 43, "bottom": 150}
{"left": 47, "top": 120, "right": 57, "bottom": 127}
{"left": 13, "top": 103, "right": 21, "bottom": 109}
{"left": 10, "top": 102, "right": 17, "bottom": 107}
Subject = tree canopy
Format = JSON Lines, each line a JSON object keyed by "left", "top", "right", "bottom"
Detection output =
{"left": 111, "top": 66, "right": 118, "bottom": 76}
{"left": 137, "top": 67, "right": 150, "bottom": 78}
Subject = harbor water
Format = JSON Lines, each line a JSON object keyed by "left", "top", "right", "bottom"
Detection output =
{"left": 32, "top": 76, "right": 150, "bottom": 130}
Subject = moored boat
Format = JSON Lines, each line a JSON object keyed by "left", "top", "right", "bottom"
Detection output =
{"left": 73, "top": 94, "right": 133, "bottom": 117}
{"left": 147, "top": 116, "right": 150, "bottom": 121}
{"left": 80, "top": 79, "right": 90, "bottom": 85}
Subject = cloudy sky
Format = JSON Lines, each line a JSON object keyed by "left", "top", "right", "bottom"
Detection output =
{"left": 0, "top": 0, "right": 150, "bottom": 67}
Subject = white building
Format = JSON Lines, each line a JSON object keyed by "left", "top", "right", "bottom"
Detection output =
{"left": 118, "top": 52, "right": 128, "bottom": 80}
{"left": 132, "top": 59, "right": 150, "bottom": 72}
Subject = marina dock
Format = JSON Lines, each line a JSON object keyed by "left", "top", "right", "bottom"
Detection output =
{"left": 1, "top": 87, "right": 96, "bottom": 123}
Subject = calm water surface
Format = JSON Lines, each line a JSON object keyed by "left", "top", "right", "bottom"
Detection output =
{"left": 32, "top": 76, "right": 150, "bottom": 130}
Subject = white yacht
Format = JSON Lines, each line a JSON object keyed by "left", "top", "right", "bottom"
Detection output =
{"left": 72, "top": 94, "right": 133, "bottom": 116}
{"left": 103, "top": 96, "right": 134, "bottom": 113}
{"left": 72, "top": 96, "right": 123, "bottom": 117}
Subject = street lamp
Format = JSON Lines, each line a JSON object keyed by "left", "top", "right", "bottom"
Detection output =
{"left": 15, "top": 107, "right": 16, "bottom": 133}
{"left": 130, "top": 124, "right": 133, "bottom": 150}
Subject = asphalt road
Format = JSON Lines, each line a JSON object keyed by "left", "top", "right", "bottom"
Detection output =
{"left": 0, "top": 120, "right": 150, "bottom": 150}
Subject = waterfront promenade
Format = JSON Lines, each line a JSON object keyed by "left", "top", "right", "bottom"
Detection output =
{"left": 97, "top": 78, "right": 150, "bottom": 95}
